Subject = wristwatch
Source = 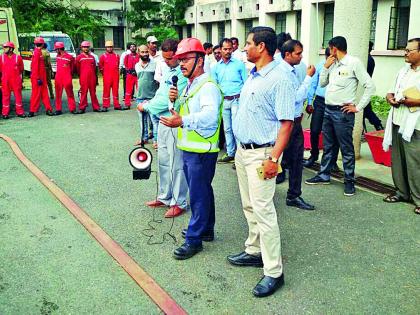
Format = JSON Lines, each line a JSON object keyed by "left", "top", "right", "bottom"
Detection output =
{"left": 268, "top": 156, "right": 278, "bottom": 163}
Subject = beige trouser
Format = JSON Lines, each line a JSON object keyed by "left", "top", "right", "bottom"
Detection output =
{"left": 235, "top": 146, "right": 283, "bottom": 278}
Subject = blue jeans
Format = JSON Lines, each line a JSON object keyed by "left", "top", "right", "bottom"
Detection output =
{"left": 222, "top": 98, "right": 239, "bottom": 157}
{"left": 150, "top": 113, "right": 159, "bottom": 142}
{"left": 136, "top": 99, "right": 150, "bottom": 141}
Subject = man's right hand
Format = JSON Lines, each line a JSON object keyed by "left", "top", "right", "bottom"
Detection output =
{"left": 169, "top": 86, "right": 178, "bottom": 103}
{"left": 324, "top": 55, "right": 336, "bottom": 69}
{"left": 307, "top": 65, "right": 316, "bottom": 77}
{"left": 306, "top": 105, "right": 314, "bottom": 114}
{"left": 386, "top": 93, "right": 399, "bottom": 107}
{"left": 37, "top": 79, "right": 43, "bottom": 86}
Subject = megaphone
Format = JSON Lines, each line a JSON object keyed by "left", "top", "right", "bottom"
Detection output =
{"left": 129, "top": 146, "right": 153, "bottom": 180}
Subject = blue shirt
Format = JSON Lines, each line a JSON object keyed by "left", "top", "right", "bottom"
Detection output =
{"left": 307, "top": 60, "right": 326, "bottom": 105}
{"left": 211, "top": 57, "right": 247, "bottom": 96}
{"left": 232, "top": 61, "right": 295, "bottom": 145}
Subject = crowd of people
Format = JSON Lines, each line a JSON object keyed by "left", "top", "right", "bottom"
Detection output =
{"left": 1, "top": 27, "right": 419, "bottom": 297}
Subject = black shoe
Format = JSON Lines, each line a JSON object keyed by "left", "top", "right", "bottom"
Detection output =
{"left": 54, "top": 110, "right": 62, "bottom": 116}
{"left": 76, "top": 109, "right": 86, "bottom": 115}
{"left": 375, "top": 124, "right": 384, "bottom": 131}
{"left": 286, "top": 196, "right": 315, "bottom": 210}
{"left": 28, "top": 112, "right": 35, "bottom": 117}
{"left": 227, "top": 251, "right": 263, "bottom": 267}
{"left": 70, "top": 110, "right": 77, "bottom": 114}
{"left": 2, "top": 115, "right": 9, "bottom": 119}
{"left": 276, "top": 171, "right": 286, "bottom": 184}
{"left": 17, "top": 113, "right": 27, "bottom": 118}
{"left": 46, "top": 110, "right": 54, "bottom": 116}
{"left": 114, "top": 107, "right": 123, "bottom": 111}
{"left": 93, "top": 109, "right": 101, "bottom": 112}
{"left": 303, "top": 156, "right": 317, "bottom": 168}
{"left": 217, "top": 154, "right": 235, "bottom": 164}
{"left": 101, "top": 108, "right": 108, "bottom": 112}
{"left": 173, "top": 242, "right": 203, "bottom": 260}
{"left": 181, "top": 229, "right": 214, "bottom": 242}
{"left": 344, "top": 182, "right": 356, "bottom": 196}
{"left": 121, "top": 106, "right": 130, "bottom": 110}
{"left": 305, "top": 175, "right": 330, "bottom": 185}
{"left": 232, "top": 163, "right": 236, "bottom": 170}
{"left": 253, "top": 274, "right": 284, "bottom": 298}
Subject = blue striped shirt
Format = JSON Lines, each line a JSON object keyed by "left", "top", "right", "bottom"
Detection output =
{"left": 211, "top": 57, "right": 247, "bottom": 96}
{"left": 306, "top": 60, "right": 326, "bottom": 105}
{"left": 232, "top": 61, "right": 295, "bottom": 145}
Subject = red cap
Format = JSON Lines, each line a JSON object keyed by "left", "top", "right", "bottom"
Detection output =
{"left": 54, "top": 42, "right": 65, "bottom": 49}
{"left": 80, "top": 41, "right": 91, "bottom": 47}
{"left": 34, "top": 37, "right": 45, "bottom": 44}
{"left": 174, "top": 38, "right": 205, "bottom": 58}
{"left": 3, "top": 41, "right": 15, "bottom": 49}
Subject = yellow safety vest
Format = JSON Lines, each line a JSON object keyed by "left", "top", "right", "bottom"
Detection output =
{"left": 177, "top": 78, "right": 223, "bottom": 153}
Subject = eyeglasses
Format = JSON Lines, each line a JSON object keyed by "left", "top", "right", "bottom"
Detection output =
{"left": 405, "top": 49, "right": 419, "bottom": 54}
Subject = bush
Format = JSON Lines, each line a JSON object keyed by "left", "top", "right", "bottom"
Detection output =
{"left": 371, "top": 95, "right": 390, "bottom": 117}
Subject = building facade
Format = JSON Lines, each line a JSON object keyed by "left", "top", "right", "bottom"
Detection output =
{"left": 181, "top": 0, "right": 419, "bottom": 96}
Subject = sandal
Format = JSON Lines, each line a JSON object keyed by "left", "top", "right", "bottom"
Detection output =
{"left": 415, "top": 206, "right": 420, "bottom": 215}
{"left": 383, "top": 194, "right": 405, "bottom": 203}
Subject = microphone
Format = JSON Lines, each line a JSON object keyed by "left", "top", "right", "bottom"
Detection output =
{"left": 168, "top": 75, "right": 178, "bottom": 111}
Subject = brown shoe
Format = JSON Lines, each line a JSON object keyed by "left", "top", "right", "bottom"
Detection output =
{"left": 146, "top": 200, "right": 166, "bottom": 207}
{"left": 164, "top": 205, "right": 185, "bottom": 218}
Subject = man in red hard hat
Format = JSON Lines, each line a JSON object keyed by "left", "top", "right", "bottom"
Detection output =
{"left": 0, "top": 41, "right": 25, "bottom": 119}
{"left": 123, "top": 43, "right": 139, "bottom": 109}
{"left": 160, "top": 38, "right": 223, "bottom": 260}
{"left": 29, "top": 37, "right": 54, "bottom": 117}
{"left": 99, "top": 40, "right": 121, "bottom": 111}
{"left": 75, "top": 41, "right": 101, "bottom": 114}
{"left": 54, "top": 41, "right": 76, "bottom": 115}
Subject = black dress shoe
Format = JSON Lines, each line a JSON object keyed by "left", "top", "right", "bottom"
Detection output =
{"left": 286, "top": 196, "right": 315, "bottom": 210}
{"left": 275, "top": 171, "right": 286, "bottom": 184}
{"left": 303, "top": 156, "right": 317, "bottom": 168}
{"left": 17, "top": 114, "right": 27, "bottom": 118}
{"left": 54, "top": 110, "right": 62, "bottom": 116}
{"left": 173, "top": 242, "right": 203, "bottom": 260}
{"left": 28, "top": 112, "right": 35, "bottom": 117}
{"left": 2, "top": 115, "right": 9, "bottom": 119}
{"left": 101, "top": 108, "right": 108, "bottom": 112}
{"left": 181, "top": 229, "right": 214, "bottom": 242}
{"left": 114, "top": 107, "right": 123, "bottom": 111}
{"left": 76, "top": 109, "right": 86, "bottom": 115}
{"left": 93, "top": 109, "right": 101, "bottom": 112}
{"left": 253, "top": 274, "right": 284, "bottom": 297}
{"left": 227, "top": 251, "right": 263, "bottom": 267}
{"left": 46, "top": 110, "right": 54, "bottom": 116}
{"left": 70, "top": 110, "right": 77, "bottom": 114}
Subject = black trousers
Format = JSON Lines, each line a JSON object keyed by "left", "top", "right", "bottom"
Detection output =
{"left": 318, "top": 106, "right": 355, "bottom": 183}
{"left": 121, "top": 69, "right": 127, "bottom": 99}
{"left": 281, "top": 119, "right": 304, "bottom": 199}
{"left": 309, "top": 96, "right": 326, "bottom": 159}
{"left": 363, "top": 102, "right": 382, "bottom": 131}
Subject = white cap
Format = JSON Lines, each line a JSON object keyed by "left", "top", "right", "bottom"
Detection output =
{"left": 147, "top": 35, "right": 158, "bottom": 43}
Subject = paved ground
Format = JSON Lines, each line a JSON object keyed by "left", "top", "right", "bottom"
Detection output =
{"left": 0, "top": 88, "right": 419, "bottom": 314}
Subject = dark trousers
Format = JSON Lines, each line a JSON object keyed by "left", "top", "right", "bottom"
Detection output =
{"left": 281, "top": 119, "right": 304, "bottom": 199}
{"left": 183, "top": 151, "right": 218, "bottom": 246}
{"left": 310, "top": 96, "right": 326, "bottom": 159}
{"left": 319, "top": 106, "right": 355, "bottom": 183}
{"left": 121, "top": 69, "right": 127, "bottom": 99}
{"left": 363, "top": 102, "right": 382, "bottom": 131}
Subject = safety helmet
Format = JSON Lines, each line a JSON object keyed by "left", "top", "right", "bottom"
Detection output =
{"left": 54, "top": 42, "right": 65, "bottom": 49}
{"left": 105, "top": 40, "right": 114, "bottom": 47}
{"left": 80, "top": 41, "right": 91, "bottom": 47}
{"left": 3, "top": 41, "right": 15, "bottom": 49}
{"left": 174, "top": 38, "right": 205, "bottom": 59}
{"left": 34, "top": 37, "right": 45, "bottom": 44}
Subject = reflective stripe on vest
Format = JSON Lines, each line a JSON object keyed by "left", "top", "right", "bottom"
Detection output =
{"left": 177, "top": 77, "right": 223, "bottom": 153}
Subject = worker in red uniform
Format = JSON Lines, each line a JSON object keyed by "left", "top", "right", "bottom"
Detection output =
{"left": 54, "top": 41, "right": 76, "bottom": 115}
{"left": 29, "top": 37, "right": 54, "bottom": 117}
{"left": 1, "top": 41, "right": 25, "bottom": 119}
{"left": 99, "top": 40, "right": 121, "bottom": 111}
{"left": 123, "top": 43, "right": 139, "bottom": 109}
{"left": 75, "top": 41, "right": 101, "bottom": 114}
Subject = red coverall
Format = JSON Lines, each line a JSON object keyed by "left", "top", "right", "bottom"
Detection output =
{"left": 124, "top": 53, "right": 139, "bottom": 107}
{"left": 55, "top": 52, "right": 76, "bottom": 112}
{"left": 0, "top": 53, "right": 24, "bottom": 116}
{"left": 99, "top": 52, "right": 120, "bottom": 109}
{"left": 29, "top": 47, "right": 53, "bottom": 113}
{"left": 75, "top": 53, "right": 100, "bottom": 111}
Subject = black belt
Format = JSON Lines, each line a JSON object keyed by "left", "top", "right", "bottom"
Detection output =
{"left": 240, "top": 143, "right": 274, "bottom": 150}
{"left": 315, "top": 95, "right": 325, "bottom": 100}
{"left": 224, "top": 94, "right": 240, "bottom": 100}
{"left": 294, "top": 114, "right": 303, "bottom": 123}
{"left": 326, "top": 105, "right": 343, "bottom": 111}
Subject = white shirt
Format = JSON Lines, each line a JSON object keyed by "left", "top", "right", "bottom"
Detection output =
{"left": 119, "top": 49, "right": 130, "bottom": 69}
{"left": 151, "top": 51, "right": 168, "bottom": 83}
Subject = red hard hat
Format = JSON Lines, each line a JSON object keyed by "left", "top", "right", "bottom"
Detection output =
{"left": 54, "top": 42, "right": 65, "bottom": 49}
{"left": 3, "top": 41, "right": 15, "bottom": 48}
{"left": 34, "top": 37, "right": 45, "bottom": 44}
{"left": 80, "top": 41, "right": 91, "bottom": 47}
{"left": 174, "top": 38, "right": 206, "bottom": 58}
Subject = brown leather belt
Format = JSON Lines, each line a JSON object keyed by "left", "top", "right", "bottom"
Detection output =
{"left": 224, "top": 94, "right": 240, "bottom": 100}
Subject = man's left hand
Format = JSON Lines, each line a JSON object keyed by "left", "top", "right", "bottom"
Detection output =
{"left": 160, "top": 109, "right": 183, "bottom": 128}
{"left": 399, "top": 97, "right": 420, "bottom": 107}
{"left": 262, "top": 160, "right": 278, "bottom": 179}
{"left": 341, "top": 103, "right": 359, "bottom": 113}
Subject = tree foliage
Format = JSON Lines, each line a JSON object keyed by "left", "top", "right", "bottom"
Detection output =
{"left": 0, "top": 0, "right": 108, "bottom": 44}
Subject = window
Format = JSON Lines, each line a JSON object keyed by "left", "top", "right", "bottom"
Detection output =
{"left": 206, "top": 23, "right": 212, "bottom": 43}
{"left": 244, "top": 19, "right": 253, "bottom": 40}
{"left": 388, "top": 0, "right": 411, "bottom": 49}
{"left": 218, "top": 22, "right": 225, "bottom": 42}
{"left": 322, "top": 3, "right": 334, "bottom": 48}
{"left": 370, "top": 0, "right": 378, "bottom": 44}
{"left": 275, "top": 13, "right": 286, "bottom": 34}
{"left": 296, "top": 11, "right": 302, "bottom": 41}
{"left": 113, "top": 27, "right": 124, "bottom": 49}
{"left": 93, "top": 30, "right": 105, "bottom": 48}
{"left": 187, "top": 25, "right": 192, "bottom": 38}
